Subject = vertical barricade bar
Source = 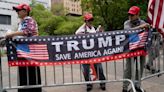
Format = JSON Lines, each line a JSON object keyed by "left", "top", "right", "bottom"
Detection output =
{"left": 0, "top": 47, "right": 5, "bottom": 92}
{"left": 131, "top": 57, "right": 135, "bottom": 86}
{"left": 0, "top": 48, "right": 2, "bottom": 92}
{"left": 163, "top": 38, "right": 164, "bottom": 71}
{"left": 71, "top": 64, "right": 73, "bottom": 83}
{"left": 0, "top": 37, "right": 3, "bottom": 92}
{"left": 157, "top": 35, "right": 161, "bottom": 73}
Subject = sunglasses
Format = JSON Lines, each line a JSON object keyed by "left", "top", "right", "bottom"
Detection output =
{"left": 85, "top": 19, "right": 94, "bottom": 22}
{"left": 128, "top": 14, "right": 135, "bottom": 16}
{"left": 16, "top": 9, "right": 26, "bottom": 12}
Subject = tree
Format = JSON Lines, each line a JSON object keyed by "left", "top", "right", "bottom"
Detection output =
{"left": 81, "top": 0, "right": 149, "bottom": 31}
{"left": 55, "top": 16, "right": 83, "bottom": 35}
{"left": 51, "top": 3, "right": 65, "bottom": 16}
{"left": 30, "top": 3, "right": 83, "bottom": 36}
{"left": 82, "top": 0, "right": 129, "bottom": 31}
{"left": 128, "top": 0, "right": 149, "bottom": 20}
{"left": 30, "top": 4, "right": 61, "bottom": 35}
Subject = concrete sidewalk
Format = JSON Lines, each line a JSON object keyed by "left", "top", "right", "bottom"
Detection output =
{"left": 1, "top": 57, "right": 164, "bottom": 92}
{"left": 42, "top": 75, "right": 164, "bottom": 92}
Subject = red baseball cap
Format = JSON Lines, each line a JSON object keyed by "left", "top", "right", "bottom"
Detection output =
{"left": 128, "top": 6, "right": 140, "bottom": 15}
{"left": 84, "top": 13, "right": 93, "bottom": 21}
{"left": 13, "top": 3, "right": 31, "bottom": 12}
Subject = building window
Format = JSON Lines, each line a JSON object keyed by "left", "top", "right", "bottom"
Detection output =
{"left": 0, "top": 14, "right": 11, "bottom": 25}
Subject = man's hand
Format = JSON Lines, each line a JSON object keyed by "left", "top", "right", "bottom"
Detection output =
{"left": 139, "top": 23, "right": 150, "bottom": 28}
{"left": 5, "top": 31, "right": 24, "bottom": 38}
{"left": 76, "top": 32, "right": 86, "bottom": 35}
{"left": 5, "top": 33, "right": 14, "bottom": 38}
{"left": 131, "top": 23, "right": 150, "bottom": 30}
{"left": 96, "top": 25, "right": 104, "bottom": 32}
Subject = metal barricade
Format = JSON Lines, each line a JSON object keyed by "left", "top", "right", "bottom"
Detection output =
{"left": 142, "top": 32, "right": 164, "bottom": 80}
{"left": 0, "top": 48, "right": 136, "bottom": 92}
{"left": 0, "top": 32, "right": 164, "bottom": 92}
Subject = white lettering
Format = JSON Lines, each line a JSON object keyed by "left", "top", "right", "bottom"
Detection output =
{"left": 98, "top": 36, "right": 112, "bottom": 48}
{"left": 55, "top": 53, "right": 71, "bottom": 60}
{"left": 103, "top": 46, "right": 124, "bottom": 55}
{"left": 52, "top": 42, "right": 64, "bottom": 52}
{"left": 82, "top": 39, "right": 95, "bottom": 50}
{"left": 74, "top": 50, "right": 101, "bottom": 59}
{"left": 115, "top": 35, "right": 126, "bottom": 45}
{"left": 67, "top": 40, "right": 80, "bottom": 51}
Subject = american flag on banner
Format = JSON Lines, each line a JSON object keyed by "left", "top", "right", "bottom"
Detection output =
{"left": 147, "top": 0, "right": 164, "bottom": 35}
{"left": 16, "top": 44, "right": 49, "bottom": 60}
{"left": 129, "top": 31, "right": 148, "bottom": 50}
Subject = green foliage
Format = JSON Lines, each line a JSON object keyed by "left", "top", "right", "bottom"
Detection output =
{"left": 39, "top": 16, "right": 65, "bottom": 35}
{"left": 55, "top": 20, "right": 83, "bottom": 35}
{"left": 55, "top": 16, "right": 83, "bottom": 35}
{"left": 82, "top": 0, "right": 129, "bottom": 31}
{"left": 81, "top": 0, "right": 149, "bottom": 31}
{"left": 30, "top": 3, "right": 83, "bottom": 36}
{"left": 51, "top": 3, "right": 65, "bottom": 16}
{"left": 29, "top": 0, "right": 149, "bottom": 35}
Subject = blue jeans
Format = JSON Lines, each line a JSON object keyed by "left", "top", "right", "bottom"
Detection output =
{"left": 82, "top": 63, "right": 106, "bottom": 86}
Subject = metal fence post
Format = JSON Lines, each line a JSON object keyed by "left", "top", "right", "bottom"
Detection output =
{"left": 0, "top": 48, "right": 3, "bottom": 92}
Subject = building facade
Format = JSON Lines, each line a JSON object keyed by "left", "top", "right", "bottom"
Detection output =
{"left": 51, "top": 0, "right": 63, "bottom": 4}
{"left": 51, "top": 0, "right": 82, "bottom": 16}
{"left": 64, "top": 0, "right": 82, "bottom": 16}
{"left": 0, "top": 0, "right": 51, "bottom": 32}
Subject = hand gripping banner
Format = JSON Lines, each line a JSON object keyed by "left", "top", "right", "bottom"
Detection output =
{"left": 6, "top": 29, "right": 148, "bottom": 66}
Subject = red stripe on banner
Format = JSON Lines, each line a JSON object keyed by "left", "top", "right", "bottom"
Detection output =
{"left": 29, "top": 44, "right": 47, "bottom": 47}
{"left": 17, "top": 51, "right": 48, "bottom": 55}
{"left": 9, "top": 50, "right": 147, "bottom": 66}
{"left": 17, "top": 53, "right": 49, "bottom": 60}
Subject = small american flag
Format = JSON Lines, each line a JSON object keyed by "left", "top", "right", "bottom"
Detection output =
{"left": 90, "top": 64, "right": 97, "bottom": 81}
{"left": 17, "top": 44, "right": 49, "bottom": 60}
{"left": 129, "top": 31, "right": 148, "bottom": 50}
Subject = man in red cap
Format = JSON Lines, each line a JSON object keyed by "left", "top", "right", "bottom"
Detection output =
{"left": 122, "top": 6, "right": 149, "bottom": 92}
{"left": 13, "top": 3, "right": 31, "bottom": 13}
{"left": 75, "top": 13, "right": 106, "bottom": 91}
{"left": 5, "top": 3, "right": 42, "bottom": 92}
{"left": 124, "top": 6, "right": 149, "bottom": 29}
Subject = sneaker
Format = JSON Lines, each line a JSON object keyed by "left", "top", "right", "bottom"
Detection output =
{"left": 122, "top": 89, "right": 128, "bottom": 92}
{"left": 100, "top": 83, "right": 106, "bottom": 91}
{"left": 135, "top": 87, "right": 145, "bottom": 92}
{"left": 145, "top": 65, "right": 156, "bottom": 74}
{"left": 86, "top": 84, "right": 93, "bottom": 91}
{"left": 128, "top": 87, "right": 145, "bottom": 92}
{"left": 151, "top": 69, "right": 156, "bottom": 74}
{"left": 145, "top": 64, "right": 151, "bottom": 70}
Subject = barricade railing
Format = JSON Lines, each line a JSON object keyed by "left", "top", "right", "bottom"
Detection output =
{"left": 142, "top": 32, "right": 164, "bottom": 80}
{"left": 0, "top": 46, "right": 137, "bottom": 92}
{"left": 0, "top": 31, "right": 164, "bottom": 92}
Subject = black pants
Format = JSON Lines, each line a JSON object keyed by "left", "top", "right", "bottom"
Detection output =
{"left": 82, "top": 63, "right": 106, "bottom": 86}
{"left": 18, "top": 66, "right": 42, "bottom": 92}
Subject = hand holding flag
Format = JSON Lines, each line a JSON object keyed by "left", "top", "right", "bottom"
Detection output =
{"left": 147, "top": 0, "right": 164, "bottom": 36}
